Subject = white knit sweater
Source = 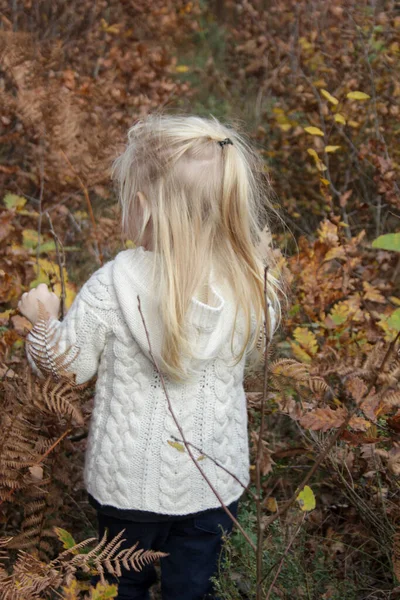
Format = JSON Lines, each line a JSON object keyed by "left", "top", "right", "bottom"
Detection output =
{"left": 27, "top": 247, "right": 276, "bottom": 515}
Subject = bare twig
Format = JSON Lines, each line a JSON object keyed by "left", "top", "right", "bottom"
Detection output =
{"left": 59, "top": 149, "right": 103, "bottom": 265}
{"left": 137, "top": 296, "right": 256, "bottom": 552}
{"left": 45, "top": 212, "right": 67, "bottom": 319}
{"left": 170, "top": 435, "right": 256, "bottom": 499}
{"left": 256, "top": 266, "right": 271, "bottom": 599}
{"left": 36, "top": 144, "right": 45, "bottom": 274}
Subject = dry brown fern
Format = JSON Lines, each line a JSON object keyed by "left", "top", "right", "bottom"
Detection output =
{"left": 26, "top": 302, "right": 79, "bottom": 382}
{"left": 0, "top": 365, "right": 90, "bottom": 559}
{"left": 0, "top": 527, "right": 166, "bottom": 599}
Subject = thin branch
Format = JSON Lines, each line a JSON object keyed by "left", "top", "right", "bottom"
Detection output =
{"left": 256, "top": 266, "right": 271, "bottom": 599}
{"left": 137, "top": 295, "right": 256, "bottom": 552}
{"left": 45, "top": 211, "right": 67, "bottom": 319}
{"left": 36, "top": 144, "right": 45, "bottom": 275}
{"left": 59, "top": 149, "right": 103, "bottom": 265}
{"left": 170, "top": 435, "right": 256, "bottom": 500}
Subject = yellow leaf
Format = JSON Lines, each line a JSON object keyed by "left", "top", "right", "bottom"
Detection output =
{"left": 100, "top": 18, "right": 120, "bottom": 34}
{"left": 293, "top": 327, "right": 318, "bottom": 356}
{"left": 329, "top": 302, "right": 351, "bottom": 325}
{"left": 363, "top": 281, "right": 386, "bottom": 303}
{"left": 318, "top": 220, "right": 339, "bottom": 245}
{"left": 307, "top": 148, "right": 327, "bottom": 172}
{"left": 325, "top": 145, "right": 341, "bottom": 153}
{"left": 320, "top": 178, "right": 330, "bottom": 185}
{"left": 167, "top": 440, "right": 185, "bottom": 452}
{"left": 307, "top": 148, "right": 318, "bottom": 159}
{"left": 299, "top": 37, "right": 313, "bottom": 51}
{"left": 304, "top": 126, "right": 324, "bottom": 136}
{"left": 278, "top": 123, "right": 292, "bottom": 132}
{"left": 324, "top": 246, "right": 346, "bottom": 262}
{"left": 320, "top": 89, "right": 339, "bottom": 105}
{"left": 296, "top": 485, "right": 316, "bottom": 511}
{"left": 348, "top": 120, "right": 360, "bottom": 128}
{"left": 90, "top": 581, "right": 119, "bottom": 599}
{"left": 291, "top": 342, "right": 312, "bottom": 363}
{"left": 62, "top": 578, "right": 79, "bottom": 599}
{"left": 334, "top": 113, "right": 346, "bottom": 125}
{"left": 346, "top": 91, "right": 370, "bottom": 100}
{"left": 176, "top": 65, "right": 190, "bottom": 73}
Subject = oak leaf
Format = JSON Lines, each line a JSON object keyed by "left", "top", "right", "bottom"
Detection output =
{"left": 300, "top": 407, "right": 347, "bottom": 432}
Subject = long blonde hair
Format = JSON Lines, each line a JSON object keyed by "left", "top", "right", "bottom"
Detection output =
{"left": 112, "top": 113, "right": 281, "bottom": 380}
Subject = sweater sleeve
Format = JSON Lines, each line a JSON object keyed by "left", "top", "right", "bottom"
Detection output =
{"left": 26, "top": 261, "right": 117, "bottom": 385}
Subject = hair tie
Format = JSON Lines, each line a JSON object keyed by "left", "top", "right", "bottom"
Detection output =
{"left": 217, "top": 138, "right": 233, "bottom": 148}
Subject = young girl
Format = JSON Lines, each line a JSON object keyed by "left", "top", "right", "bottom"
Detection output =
{"left": 18, "top": 114, "right": 280, "bottom": 600}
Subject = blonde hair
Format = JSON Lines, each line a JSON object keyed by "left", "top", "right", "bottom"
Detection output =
{"left": 112, "top": 113, "right": 281, "bottom": 380}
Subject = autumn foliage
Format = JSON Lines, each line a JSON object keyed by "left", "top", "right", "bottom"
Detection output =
{"left": 0, "top": 0, "right": 400, "bottom": 598}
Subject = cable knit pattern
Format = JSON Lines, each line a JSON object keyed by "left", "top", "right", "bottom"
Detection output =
{"left": 26, "top": 247, "right": 276, "bottom": 515}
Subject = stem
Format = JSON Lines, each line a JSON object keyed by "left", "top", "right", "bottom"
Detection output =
{"left": 170, "top": 435, "right": 256, "bottom": 500}
{"left": 256, "top": 266, "right": 271, "bottom": 599}
{"left": 45, "top": 212, "right": 66, "bottom": 319}
{"left": 137, "top": 296, "right": 256, "bottom": 552}
{"left": 59, "top": 149, "right": 103, "bottom": 265}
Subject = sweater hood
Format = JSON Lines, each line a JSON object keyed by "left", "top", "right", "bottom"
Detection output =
{"left": 112, "top": 248, "right": 237, "bottom": 371}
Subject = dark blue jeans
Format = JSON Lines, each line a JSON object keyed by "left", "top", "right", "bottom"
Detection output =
{"left": 90, "top": 500, "right": 239, "bottom": 600}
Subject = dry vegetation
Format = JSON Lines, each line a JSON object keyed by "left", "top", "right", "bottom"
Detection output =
{"left": 0, "top": 1, "right": 399, "bottom": 598}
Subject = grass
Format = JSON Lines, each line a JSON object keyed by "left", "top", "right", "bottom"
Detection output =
{"left": 212, "top": 493, "right": 361, "bottom": 599}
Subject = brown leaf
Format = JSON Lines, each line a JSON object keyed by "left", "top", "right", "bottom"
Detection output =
{"left": 360, "top": 394, "right": 380, "bottom": 422}
{"left": 348, "top": 416, "right": 370, "bottom": 432}
{"left": 300, "top": 407, "right": 347, "bottom": 432}
{"left": 250, "top": 431, "right": 275, "bottom": 475}
{"left": 345, "top": 377, "right": 368, "bottom": 403}
{"left": 29, "top": 465, "right": 43, "bottom": 480}
{"left": 11, "top": 314, "right": 32, "bottom": 334}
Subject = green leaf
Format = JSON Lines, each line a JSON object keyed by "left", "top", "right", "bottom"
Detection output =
{"left": 54, "top": 527, "right": 76, "bottom": 549}
{"left": 3, "top": 193, "right": 27, "bottom": 210}
{"left": 23, "top": 230, "right": 57, "bottom": 253}
{"left": 371, "top": 233, "right": 400, "bottom": 252}
{"left": 22, "top": 229, "right": 42, "bottom": 249}
{"left": 388, "top": 308, "right": 400, "bottom": 332}
{"left": 167, "top": 440, "right": 185, "bottom": 452}
{"left": 296, "top": 485, "right": 316, "bottom": 511}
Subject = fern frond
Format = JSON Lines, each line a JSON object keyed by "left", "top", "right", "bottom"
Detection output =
{"left": 382, "top": 390, "right": 400, "bottom": 408}
{"left": 41, "top": 377, "right": 84, "bottom": 426}
{"left": 308, "top": 376, "right": 330, "bottom": 395}
{"left": 272, "top": 358, "right": 310, "bottom": 381}
{"left": 27, "top": 302, "right": 79, "bottom": 381}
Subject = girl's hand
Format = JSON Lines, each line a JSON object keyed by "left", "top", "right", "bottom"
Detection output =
{"left": 18, "top": 283, "right": 60, "bottom": 325}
